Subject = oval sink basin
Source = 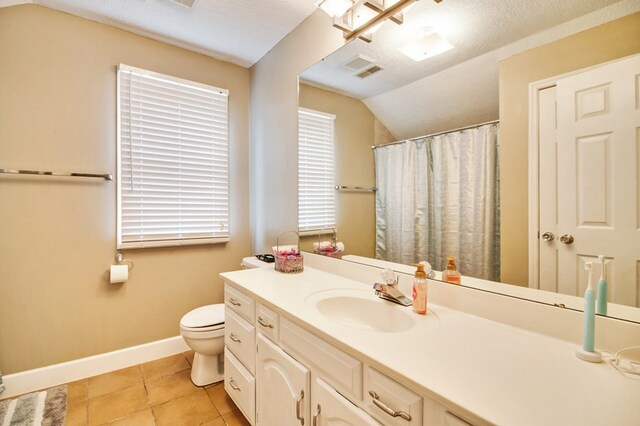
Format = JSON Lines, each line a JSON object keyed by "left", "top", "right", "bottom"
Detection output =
{"left": 307, "top": 290, "right": 415, "bottom": 332}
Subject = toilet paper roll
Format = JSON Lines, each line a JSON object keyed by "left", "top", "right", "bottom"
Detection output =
{"left": 110, "top": 264, "right": 128, "bottom": 284}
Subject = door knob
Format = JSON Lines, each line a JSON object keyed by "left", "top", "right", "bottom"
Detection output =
{"left": 541, "top": 232, "right": 555, "bottom": 242}
{"left": 560, "top": 234, "right": 574, "bottom": 245}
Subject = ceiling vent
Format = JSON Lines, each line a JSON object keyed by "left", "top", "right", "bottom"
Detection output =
{"left": 343, "top": 55, "right": 376, "bottom": 71}
{"left": 170, "top": 0, "right": 196, "bottom": 7}
{"left": 357, "top": 65, "right": 383, "bottom": 78}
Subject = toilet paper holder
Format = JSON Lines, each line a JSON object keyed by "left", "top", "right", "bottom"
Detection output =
{"left": 105, "top": 252, "right": 135, "bottom": 272}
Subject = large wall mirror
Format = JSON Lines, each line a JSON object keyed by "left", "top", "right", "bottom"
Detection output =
{"left": 297, "top": 0, "right": 640, "bottom": 323}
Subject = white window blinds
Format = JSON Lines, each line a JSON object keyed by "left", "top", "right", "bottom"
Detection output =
{"left": 298, "top": 108, "right": 336, "bottom": 234}
{"left": 117, "top": 64, "right": 230, "bottom": 249}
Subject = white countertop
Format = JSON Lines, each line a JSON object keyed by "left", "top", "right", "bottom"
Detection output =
{"left": 221, "top": 266, "right": 640, "bottom": 426}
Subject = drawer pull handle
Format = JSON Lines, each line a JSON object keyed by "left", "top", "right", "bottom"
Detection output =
{"left": 312, "top": 403, "right": 321, "bottom": 426}
{"left": 296, "top": 390, "right": 305, "bottom": 425}
{"left": 229, "top": 333, "right": 241, "bottom": 343}
{"left": 229, "top": 378, "right": 241, "bottom": 392}
{"left": 369, "top": 390, "right": 411, "bottom": 421}
{"left": 257, "top": 316, "right": 274, "bottom": 328}
{"left": 229, "top": 297, "right": 241, "bottom": 306}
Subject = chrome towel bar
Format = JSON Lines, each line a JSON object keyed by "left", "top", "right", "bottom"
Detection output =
{"left": 335, "top": 185, "right": 377, "bottom": 192}
{"left": 0, "top": 168, "right": 113, "bottom": 181}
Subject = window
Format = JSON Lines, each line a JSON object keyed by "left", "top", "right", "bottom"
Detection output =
{"left": 298, "top": 108, "right": 336, "bottom": 234}
{"left": 117, "top": 64, "right": 229, "bottom": 248}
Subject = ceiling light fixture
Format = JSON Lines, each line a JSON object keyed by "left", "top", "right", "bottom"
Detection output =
{"left": 316, "top": 0, "right": 355, "bottom": 18}
{"left": 319, "top": 0, "right": 442, "bottom": 43}
{"left": 399, "top": 28, "right": 453, "bottom": 61}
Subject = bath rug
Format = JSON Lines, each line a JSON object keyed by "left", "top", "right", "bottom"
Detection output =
{"left": 0, "top": 385, "right": 66, "bottom": 425}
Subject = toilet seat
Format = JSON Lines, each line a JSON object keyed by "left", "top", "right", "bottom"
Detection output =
{"left": 180, "top": 304, "right": 225, "bottom": 332}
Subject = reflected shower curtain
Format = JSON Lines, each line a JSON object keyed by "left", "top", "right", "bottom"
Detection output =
{"left": 375, "top": 123, "right": 500, "bottom": 281}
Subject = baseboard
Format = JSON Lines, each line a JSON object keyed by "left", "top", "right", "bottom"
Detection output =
{"left": 1, "top": 336, "right": 189, "bottom": 399}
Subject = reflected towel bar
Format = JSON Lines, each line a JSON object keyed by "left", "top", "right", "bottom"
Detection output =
{"left": 335, "top": 185, "right": 377, "bottom": 192}
{"left": 0, "top": 168, "right": 113, "bottom": 181}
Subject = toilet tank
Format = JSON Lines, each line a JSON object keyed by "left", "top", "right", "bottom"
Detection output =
{"left": 241, "top": 256, "right": 273, "bottom": 269}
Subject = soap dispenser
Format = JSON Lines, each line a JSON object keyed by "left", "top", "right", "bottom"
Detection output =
{"left": 443, "top": 256, "right": 461, "bottom": 284}
{"left": 412, "top": 263, "right": 428, "bottom": 315}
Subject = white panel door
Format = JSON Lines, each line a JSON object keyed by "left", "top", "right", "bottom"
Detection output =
{"left": 310, "top": 377, "right": 380, "bottom": 426}
{"left": 537, "top": 86, "right": 559, "bottom": 293}
{"left": 547, "top": 54, "right": 640, "bottom": 306}
{"left": 256, "top": 334, "right": 310, "bottom": 426}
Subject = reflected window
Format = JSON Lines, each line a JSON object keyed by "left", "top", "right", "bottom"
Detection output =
{"left": 298, "top": 108, "right": 336, "bottom": 234}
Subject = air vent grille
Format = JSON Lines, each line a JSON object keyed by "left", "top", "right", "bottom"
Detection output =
{"left": 357, "top": 65, "right": 382, "bottom": 78}
{"left": 343, "top": 55, "right": 376, "bottom": 71}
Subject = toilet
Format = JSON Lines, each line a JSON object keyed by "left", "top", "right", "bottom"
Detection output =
{"left": 180, "top": 304, "right": 225, "bottom": 386}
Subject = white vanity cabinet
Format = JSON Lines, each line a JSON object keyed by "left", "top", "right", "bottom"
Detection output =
{"left": 311, "top": 377, "right": 380, "bottom": 426}
{"left": 256, "top": 334, "right": 310, "bottom": 425}
{"left": 223, "top": 282, "right": 474, "bottom": 426}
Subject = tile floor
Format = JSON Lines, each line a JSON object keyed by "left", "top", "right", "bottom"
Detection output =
{"left": 63, "top": 351, "right": 250, "bottom": 426}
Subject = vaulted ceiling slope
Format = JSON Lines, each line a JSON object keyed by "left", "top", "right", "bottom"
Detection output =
{"left": 0, "top": 0, "right": 319, "bottom": 67}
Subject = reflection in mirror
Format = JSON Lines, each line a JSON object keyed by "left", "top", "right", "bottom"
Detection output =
{"left": 298, "top": 1, "right": 640, "bottom": 322}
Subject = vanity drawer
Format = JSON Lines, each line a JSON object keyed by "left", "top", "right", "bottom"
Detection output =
{"left": 225, "top": 284, "right": 255, "bottom": 323}
{"left": 224, "top": 348, "right": 255, "bottom": 425}
{"left": 364, "top": 367, "right": 422, "bottom": 426}
{"left": 280, "top": 317, "right": 362, "bottom": 400}
{"left": 256, "top": 303, "right": 279, "bottom": 342}
{"left": 225, "top": 308, "right": 256, "bottom": 374}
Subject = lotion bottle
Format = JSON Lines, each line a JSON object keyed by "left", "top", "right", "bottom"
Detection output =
{"left": 443, "top": 256, "right": 461, "bottom": 284}
{"left": 412, "top": 263, "right": 428, "bottom": 315}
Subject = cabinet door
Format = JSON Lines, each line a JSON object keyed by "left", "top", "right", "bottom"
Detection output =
{"left": 311, "top": 377, "right": 380, "bottom": 426}
{"left": 256, "top": 334, "right": 310, "bottom": 426}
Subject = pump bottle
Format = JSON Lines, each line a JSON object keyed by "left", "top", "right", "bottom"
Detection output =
{"left": 443, "top": 256, "right": 461, "bottom": 284}
{"left": 412, "top": 263, "right": 428, "bottom": 315}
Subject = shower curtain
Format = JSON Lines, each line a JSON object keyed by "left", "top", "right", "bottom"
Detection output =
{"left": 375, "top": 123, "right": 500, "bottom": 281}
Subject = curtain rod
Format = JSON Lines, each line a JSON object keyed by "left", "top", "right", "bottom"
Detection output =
{"left": 371, "top": 119, "right": 499, "bottom": 150}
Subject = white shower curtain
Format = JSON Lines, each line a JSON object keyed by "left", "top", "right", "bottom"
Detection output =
{"left": 375, "top": 123, "right": 500, "bottom": 281}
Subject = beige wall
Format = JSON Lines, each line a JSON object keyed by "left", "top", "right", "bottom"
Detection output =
{"left": 0, "top": 5, "right": 250, "bottom": 374}
{"left": 298, "top": 84, "right": 376, "bottom": 257}
{"left": 249, "top": 11, "right": 343, "bottom": 254}
{"left": 499, "top": 13, "right": 640, "bottom": 286}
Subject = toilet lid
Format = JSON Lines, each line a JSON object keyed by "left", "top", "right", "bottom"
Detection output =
{"left": 180, "top": 304, "right": 225, "bottom": 328}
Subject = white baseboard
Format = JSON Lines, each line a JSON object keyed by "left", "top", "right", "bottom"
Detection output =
{"left": 1, "top": 336, "right": 189, "bottom": 399}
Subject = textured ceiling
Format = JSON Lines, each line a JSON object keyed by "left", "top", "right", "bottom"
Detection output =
{"left": 300, "top": 0, "right": 640, "bottom": 140}
{"left": 0, "top": 0, "right": 319, "bottom": 67}
{"left": 300, "top": 0, "right": 627, "bottom": 99}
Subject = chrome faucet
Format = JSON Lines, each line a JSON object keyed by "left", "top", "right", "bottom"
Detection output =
{"left": 373, "top": 282, "right": 412, "bottom": 306}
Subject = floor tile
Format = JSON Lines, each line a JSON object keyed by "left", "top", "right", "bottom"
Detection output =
{"left": 205, "top": 383, "right": 237, "bottom": 415}
{"left": 183, "top": 350, "right": 195, "bottom": 366}
{"left": 146, "top": 369, "right": 200, "bottom": 406}
{"left": 201, "top": 418, "right": 226, "bottom": 426}
{"left": 87, "top": 366, "right": 143, "bottom": 399}
{"left": 66, "top": 400, "right": 87, "bottom": 426}
{"left": 107, "top": 408, "right": 156, "bottom": 426}
{"left": 67, "top": 379, "right": 88, "bottom": 404}
{"left": 87, "top": 383, "right": 148, "bottom": 426}
{"left": 140, "top": 354, "right": 190, "bottom": 382}
{"left": 152, "top": 389, "right": 220, "bottom": 426}
{"left": 223, "top": 409, "right": 251, "bottom": 426}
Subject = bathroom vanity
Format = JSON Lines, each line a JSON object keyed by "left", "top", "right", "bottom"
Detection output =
{"left": 220, "top": 256, "right": 640, "bottom": 425}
